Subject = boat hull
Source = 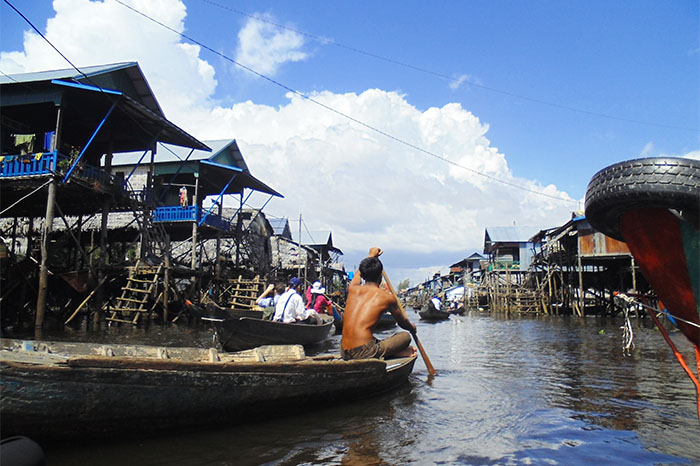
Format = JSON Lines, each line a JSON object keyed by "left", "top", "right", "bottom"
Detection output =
{"left": 0, "top": 339, "right": 415, "bottom": 441}
{"left": 418, "top": 307, "right": 450, "bottom": 321}
{"left": 212, "top": 316, "right": 335, "bottom": 352}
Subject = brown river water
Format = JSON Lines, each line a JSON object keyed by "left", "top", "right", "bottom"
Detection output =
{"left": 8, "top": 310, "right": 700, "bottom": 465}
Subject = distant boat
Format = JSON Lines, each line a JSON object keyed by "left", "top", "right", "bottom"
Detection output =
{"left": 206, "top": 315, "right": 335, "bottom": 352}
{"left": 418, "top": 303, "right": 450, "bottom": 321}
{"left": 0, "top": 338, "right": 416, "bottom": 441}
{"left": 373, "top": 311, "right": 398, "bottom": 331}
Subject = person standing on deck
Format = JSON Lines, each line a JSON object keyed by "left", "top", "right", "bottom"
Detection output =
{"left": 179, "top": 186, "right": 188, "bottom": 207}
{"left": 341, "top": 247, "right": 417, "bottom": 360}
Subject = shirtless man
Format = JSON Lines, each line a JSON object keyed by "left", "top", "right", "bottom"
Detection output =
{"left": 341, "top": 247, "right": 417, "bottom": 360}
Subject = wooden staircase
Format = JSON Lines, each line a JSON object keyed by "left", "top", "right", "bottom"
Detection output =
{"left": 106, "top": 262, "right": 162, "bottom": 324}
{"left": 221, "top": 275, "right": 265, "bottom": 310}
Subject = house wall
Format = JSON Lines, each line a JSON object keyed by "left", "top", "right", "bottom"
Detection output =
{"left": 578, "top": 232, "right": 630, "bottom": 257}
{"left": 112, "top": 165, "right": 148, "bottom": 191}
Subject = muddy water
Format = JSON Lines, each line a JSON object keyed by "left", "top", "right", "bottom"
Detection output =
{"left": 17, "top": 311, "right": 700, "bottom": 465}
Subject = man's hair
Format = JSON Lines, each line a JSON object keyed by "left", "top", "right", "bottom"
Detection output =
{"left": 274, "top": 282, "right": 286, "bottom": 294}
{"left": 359, "top": 256, "right": 383, "bottom": 283}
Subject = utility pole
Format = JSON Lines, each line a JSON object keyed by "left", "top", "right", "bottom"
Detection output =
{"left": 298, "top": 214, "right": 302, "bottom": 279}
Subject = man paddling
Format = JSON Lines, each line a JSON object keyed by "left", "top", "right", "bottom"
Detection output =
{"left": 341, "top": 247, "right": 417, "bottom": 360}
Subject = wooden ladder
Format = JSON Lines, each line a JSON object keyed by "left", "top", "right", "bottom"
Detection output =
{"left": 225, "top": 275, "right": 264, "bottom": 309}
{"left": 106, "top": 262, "right": 162, "bottom": 324}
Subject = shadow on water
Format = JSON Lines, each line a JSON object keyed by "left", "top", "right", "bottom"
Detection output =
{"left": 7, "top": 311, "right": 700, "bottom": 465}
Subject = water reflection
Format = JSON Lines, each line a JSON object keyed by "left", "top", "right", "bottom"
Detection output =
{"left": 13, "top": 312, "right": 700, "bottom": 465}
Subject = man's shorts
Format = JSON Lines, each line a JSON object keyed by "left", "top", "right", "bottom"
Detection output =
{"left": 340, "top": 332, "right": 411, "bottom": 360}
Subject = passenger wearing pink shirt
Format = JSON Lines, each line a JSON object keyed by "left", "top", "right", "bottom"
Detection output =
{"left": 308, "top": 281, "right": 332, "bottom": 315}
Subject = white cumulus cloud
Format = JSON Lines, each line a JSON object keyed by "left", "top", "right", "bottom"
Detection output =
{"left": 234, "top": 13, "right": 308, "bottom": 76}
{"left": 0, "top": 0, "right": 577, "bottom": 276}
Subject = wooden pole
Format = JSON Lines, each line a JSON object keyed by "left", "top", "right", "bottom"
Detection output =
{"left": 36, "top": 106, "right": 63, "bottom": 329}
{"left": 382, "top": 269, "right": 436, "bottom": 376}
{"left": 95, "top": 144, "right": 112, "bottom": 324}
{"left": 35, "top": 179, "right": 56, "bottom": 329}
{"left": 191, "top": 175, "right": 199, "bottom": 270}
{"left": 577, "top": 252, "right": 584, "bottom": 317}
{"left": 297, "top": 214, "right": 302, "bottom": 279}
{"left": 163, "top": 234, "right": 170, "bottom": 322}
{"left": 65, "top": 276, "right": 108, "bottom": 324}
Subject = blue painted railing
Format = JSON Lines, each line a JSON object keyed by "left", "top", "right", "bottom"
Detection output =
{"left": 153, "top": 206, "right": 232, "bottom": 231}
{"left": 153, "top": 206, "right": 197, "bottom": 222}
{"left": 0, "top": 150, "right": 58, "bottom": 177}
{"left": 0, "top": 151, "right": 123, "bottom": 193}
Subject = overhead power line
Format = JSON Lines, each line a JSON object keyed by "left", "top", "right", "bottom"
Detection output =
{"left": 112, "top": 0, "right": 576, "bottom": 204}
{"left": 200, "top": 0, "right": 699, "bottom": 133}
{"left": 1, "top": 0, "right": 576, "bottom": 204}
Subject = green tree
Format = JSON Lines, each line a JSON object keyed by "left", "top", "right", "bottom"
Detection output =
{"left": 397, "top": 278, "right": 410, "bottom": 291}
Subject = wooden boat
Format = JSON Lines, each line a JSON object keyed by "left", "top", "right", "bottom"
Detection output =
{"left": 0, "top": 338, "right": 416, "bottom": 441}
{"left": 373, "top": 311, "right": 398, "bottom": 331}
{"left": 418, "top": 304, "right": 450, "bottom": 321}
{"left": 206, "top": 315, "right": 335, "bottom": 352}
{"left": 187, "top": 302, "right": 265, "bottom": 320}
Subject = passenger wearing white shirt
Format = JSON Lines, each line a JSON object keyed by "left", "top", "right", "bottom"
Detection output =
{"left": 273, "top": 277, "right": 322, "bottom": 325}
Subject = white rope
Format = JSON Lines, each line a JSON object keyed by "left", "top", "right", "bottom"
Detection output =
{"left": 0, "top": 179, "right": 52, "bottom": 216}
{"left": 619, "top": 292, "right": 700, "bottom": 329}
{"left": 640, "top": 302, "right": 700, "bottom": 329}
{"left": 620, "top": 306, "right": 635, "bottom": 356}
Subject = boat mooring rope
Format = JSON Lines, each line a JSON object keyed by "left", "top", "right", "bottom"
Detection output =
{"left": 621, "top": 306, "right": 635, "bottom": 356}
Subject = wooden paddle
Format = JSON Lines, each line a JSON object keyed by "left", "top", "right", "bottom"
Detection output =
{"left": 382, "top": 270, "right": 437, "bottom": 376}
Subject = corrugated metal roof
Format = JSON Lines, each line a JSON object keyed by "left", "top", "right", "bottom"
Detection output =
{"left": 0, "top": 62, "right": 162, "bottom": 115}
{"left": 268, "top": 217, "right": 290, "bottom": 235}
{"left": 292, "top": 230, "right": 332, "bottom": 246}
{"left": 113, "top": 139, "right": 236, "bottom": 166}
{"left": 0, "top": 62, "right": 135, "bottom": 85}
{"left": 485, "top": 226, "right": 544, "bottom": 243}
{"left": 1, "top": 62, "right": 209, "bottom": 151}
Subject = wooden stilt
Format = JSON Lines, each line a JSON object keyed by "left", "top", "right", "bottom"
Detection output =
{"left": 35, "top": 178, "right": 56, "bottom": 329}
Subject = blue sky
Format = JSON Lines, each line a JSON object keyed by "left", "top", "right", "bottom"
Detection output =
{"left": 1, "top": 0, "right": 698, "bottom": 284}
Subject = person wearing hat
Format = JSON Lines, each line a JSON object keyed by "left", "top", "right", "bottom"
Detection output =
{"left": 305, "top": 281, "right": 321, "bottom": 307}
{"left": 309, "top": 281, "right": 333, "bottom": 316}
{"left": 273, "top": 277, "right": 322, "bottom": 325}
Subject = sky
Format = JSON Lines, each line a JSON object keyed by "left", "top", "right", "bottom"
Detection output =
{"left": 1, "top": 0, "right": 699, "bottom": 286}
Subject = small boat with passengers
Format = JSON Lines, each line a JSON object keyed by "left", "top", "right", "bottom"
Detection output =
{"left": 204, "top": 314, "right": 335, "bottom": 352}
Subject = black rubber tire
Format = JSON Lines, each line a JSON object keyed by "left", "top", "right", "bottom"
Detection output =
{"left": 584, "top": 157, "right": 700, "bottom": 240}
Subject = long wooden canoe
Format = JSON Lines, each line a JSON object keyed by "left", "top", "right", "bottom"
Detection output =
{"left": 418, "top": 305, "right": 450, "bottom": 321}
{"left": 203, "top": 315, "right": 335, "bottom": 352}
{"left": 0, "top": 338, "right": 416, "bottom": 441}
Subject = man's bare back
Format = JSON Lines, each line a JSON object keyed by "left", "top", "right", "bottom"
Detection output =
{"left": 341, "top": 248, "right": 417, "bottom": 357}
